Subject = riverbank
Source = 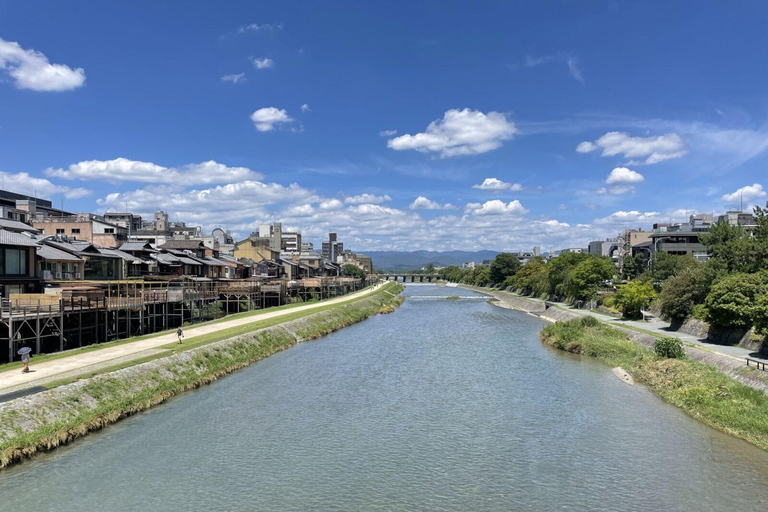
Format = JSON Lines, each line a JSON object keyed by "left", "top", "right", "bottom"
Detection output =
{"left": 0, "top": 282, "right": 404, "bottom": 469}
{"left": 541, "top": 318, "right": 768, "bottom": 451}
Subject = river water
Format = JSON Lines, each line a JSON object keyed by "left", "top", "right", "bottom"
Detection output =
{"left": 1, "top": 284, "right": 768, "bottom": 511}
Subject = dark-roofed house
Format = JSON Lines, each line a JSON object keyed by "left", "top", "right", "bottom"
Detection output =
{"left": 36, "top": 244, "right": 85, "bottom": 281}
{"left": 159, "top": 240, "right": 210, "bottom": 259}
{"left": 0, "top": 229, "right": 40, "bottom": 296}
{"left": 46, "top": 241, "right": 124, "bottom": 280}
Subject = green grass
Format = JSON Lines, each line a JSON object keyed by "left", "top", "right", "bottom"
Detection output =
{"left": 0, "top": 282, "right": 405, "bottom": 468}
{"left": 0, "top": 284, "right": 379, "bottom": 374}
{"left": 445, "top": 296, "right": 460, "bottom": 300}
{"left": 541, "top": 317, "right": 768, "bottom": 451}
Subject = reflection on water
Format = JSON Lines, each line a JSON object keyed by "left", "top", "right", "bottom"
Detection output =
{"left": 1, "top": 285, "right": 767, "bottom": 512}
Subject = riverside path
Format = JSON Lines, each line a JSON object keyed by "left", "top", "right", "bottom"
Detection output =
{"left": 0, "top": 282, "right": 386, "bottom": 396}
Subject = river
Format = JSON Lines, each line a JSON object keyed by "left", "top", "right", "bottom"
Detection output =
{"left": 1, "top": 284, "right": 767, "bottom": 511}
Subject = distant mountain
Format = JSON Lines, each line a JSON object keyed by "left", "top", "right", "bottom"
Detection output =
{"left": 364, "top": 250, "right": 500, "bottom": 271}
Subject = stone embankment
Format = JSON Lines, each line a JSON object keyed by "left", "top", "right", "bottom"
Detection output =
{"left": 469, "top": 286, "right": 768, "bottom": 396}
{"left": 0, "top": 285, "right": 405, "bottom": 469}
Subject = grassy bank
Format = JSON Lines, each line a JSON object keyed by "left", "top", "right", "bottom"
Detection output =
{"left": 0, "top": 283, "right": 404, "bottom": 469}
{"left": 541, "top": 317, "right": 768, "bottom": 450}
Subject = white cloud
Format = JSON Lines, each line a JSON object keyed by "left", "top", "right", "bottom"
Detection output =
{"left": 300, "top": 103, "right": 311, "bottom": 112}
{"left": 558, "top": 204, "right": 568, "bottom": 210}
{"left": 252, "top": 57, "right": 274, "bottom": 69}
{"left": 472, "top": 177, "right": 523, "bottom": 191}
{"left": 721, "top": 183, "right": 766, "bottom": 203}
{"left": 379, "top": 130, "right": 397, "bottom": 137}
{"left": 605, "top": 167, "right": 644, "bottom": 184}
{"left": 578, "top": 131, "right": 687, "bottom": 164}
{"left": 250, "top": 107, "right": 294, "bottom": 132}
{"left": 466, "top": 199, "right": 528, "bottom": 216}
{"left": 238, "top": 23, "right": 283, "bottom": 33}
{"left": 576, "top": 141, "right": 597, "bottom": 153}
{"left": 319, "top": 199, "right": 343, "bottom": 210}
{"left": 0, "top": 171, "right": 91, "bottom": 199}
{"left": 46, "top": 158, "right": 262, "bottom": 184}
{"left": 387, "top": 109, "right": 518, "bottom": 158}
{"left": 0, "top": 38, "right": 85, "bottom": 91}
{"left": 566, "top": 57, "right": 584, "bottom": 83}
{"left": 221, "top": 73, "right": 246, "bottom": 83}
{"left": 344, "top": 193, "right": 392, "bottom": 204}
{"left": 409, "top": 196, "right": 453, "bottom": 210}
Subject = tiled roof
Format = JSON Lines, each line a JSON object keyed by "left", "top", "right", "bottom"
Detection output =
{"left": 0, "top": 218, "right": 39, "bottom": 233}
{"left": 119, "top": 242, "right": 156, "bottom": 252}
{"left": 37, "top": 245, "right": 83, "bottom": 262}
{"left": 0, "top": 229, "right": 38, "bottom": 247}
{"left": 159, "top": 240, "right": 205, "bottom": 250}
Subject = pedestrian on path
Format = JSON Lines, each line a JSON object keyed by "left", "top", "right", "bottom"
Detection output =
{"left": 177, "top": 327, "right": 184, "bottom": 344}
{"left": 19, "top": 350, "right": 31, "bottom": 374}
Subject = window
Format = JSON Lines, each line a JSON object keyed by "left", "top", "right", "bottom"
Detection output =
{"left": 1, "top": 248, "right": 28, "bottom": 276}
{"left": 71, "top": 228, "right": 80, "bottom": 234}
{"left": 104, "top": 228, "right": 114, "bottom": 234}
{"left": 56, "top": 228, "right": 65, "bottom": 234}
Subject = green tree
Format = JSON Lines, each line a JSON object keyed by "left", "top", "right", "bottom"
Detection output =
{"left": 650, "top": 252, "right": 698, "bottom": 282}
{"left": 510, "top": 260, "right": 546, "bottom": 292}
{"left": 622, "top": 253, "right": 648, "bottom": 280}
{"left": 564, "top": 256, "right": 615, "bottom": 301}
{"left": 342, "top": 264, "right": 367, "bottom": 281}
{"left": 657, "top": 266, "right": 714, "bottom": 321}
{"left": 613, "top": 280, "right": 656, "bottom": 319}
{"left": 473, "top": 266, "right": 491, "bottom": 286}
{"left": 546, "top": 252, "right": 590, "bottom": 297}
{"left": 489, "top": 253, "right": 521, "bottom": 286}
{"left": 423, "top": 262, "right": 436, "bottom": 273}
{"left": 705, "top": 272, "right": 768, "bottom": 328}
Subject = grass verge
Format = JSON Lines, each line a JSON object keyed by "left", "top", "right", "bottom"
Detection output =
{"left": 541, "top": 317, "right": 768, "bottom": 451}
{"left": 0, "top": 283, "right": 404, "bottom": 469}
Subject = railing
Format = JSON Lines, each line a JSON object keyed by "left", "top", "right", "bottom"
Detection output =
{"left": 746, "top": 358, "right": 768, "bottom": 372}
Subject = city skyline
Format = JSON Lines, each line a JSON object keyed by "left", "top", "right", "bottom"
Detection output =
{"left": 1, "top": 1, "right": 767, "bottom": 251}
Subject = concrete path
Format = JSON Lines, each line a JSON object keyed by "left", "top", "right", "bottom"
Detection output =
{"left": 0, "top": 283, "right": 385, "bottom": 395}
{"left": 483, "top": 288, "right": 768, "bottom": 363}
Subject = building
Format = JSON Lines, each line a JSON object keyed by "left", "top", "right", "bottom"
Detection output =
{"left": 32, "top": 214, "right": 128, "bottom": 248}
{"left": 281, "top": 231, "right": 302, "bottom": 253}
{"left": 211, "top": 228, "right": 235, "bottom": 255}
{"left": 560, "top": 248, "right": 587, "bottom": 254}
{"left": 0, "top": 189, "right": 73, "bottom": 223}
{"left": 648, "top": 222, "right": 709, "bottom": 261}
{"left": 322, "top": 232, "right": 343, "bottom": 263}
{"left": 233, "top": 235, "right": 281, "bottom": 264}
{"left": 717, "top": 211, "right": 756, "bottom": 228}
{"left": 0, "top": 229, "right": 40, "bottom": 296}
{"left": 37, "top": 244, "right": 85, "bottom": 281}
{"left": 257, "top": 222, "right": 283, "bottom": 252}
{"left": 340, "top": 252, "right": 373, "bottom": 273}
{"left": 301, "top": 241, "right": 314, "bottom": 253}
{"left": 103, "top": 213, "right": 143, "bottom": 233}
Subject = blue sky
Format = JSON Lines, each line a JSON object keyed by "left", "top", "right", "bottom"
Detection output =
{"left": 1, "top": 1, "right": 767, "bottom": 251}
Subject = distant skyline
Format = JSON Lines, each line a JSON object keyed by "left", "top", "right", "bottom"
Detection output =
{"left": 1, "top": 1, "right": 767, "bottom": 250}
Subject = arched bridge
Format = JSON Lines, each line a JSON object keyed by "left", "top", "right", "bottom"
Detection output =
{"left": 381, "top": 274, "right": 443, "bottom": 283}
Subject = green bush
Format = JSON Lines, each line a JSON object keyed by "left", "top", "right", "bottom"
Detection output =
{"left": 654, "top": 336, "right": 685, "bottom": 359}
{"left": 705, "top": 272, "right": 768, "bottom": 329}
{"left": 613, "top": 280, "right": 656, "bottom": 319}
{"left": 580, "top": 316, "right": 600, "bottom": 327}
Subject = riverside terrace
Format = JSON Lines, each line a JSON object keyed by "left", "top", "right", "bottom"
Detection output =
{"left": 0, "top": 276, "right": 365, "bottom": 364}
{"left": 381, "top": 273, "right": 443, "bottom": 283}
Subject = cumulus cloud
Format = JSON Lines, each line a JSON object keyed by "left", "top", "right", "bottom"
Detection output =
{"left": 408, "top": 196, "right": 454, "bottom": 210}
{"left": 472, "top": 177, "right": 523, "bottom": 191}
{"left": 465, "top": 199, "right": 528, "bottom": 216}
{"left": 46, "top": 158, "right": 261, "bottom": 184}
{"left": 0, "top": 38, "right": 86, "bottom": 91}
{"left": 577, "top": 131, "right": 687, "bottom": 164}
{"left": 344, "top": 193, "right": 392, "bottom": 204}
{"left": 605, "top": 167, "right": 644, "bottom": 184}
{"left": 221, "top": 73, "right": 246, "bottom": 83}
{"left": 0, "top": 171, "right": 90, "bottom": 199}
{"left": 251, "top": 57, "right": 274, "bottom": 69}
{"left": 319, "top": 199, "right": 343, "bottom": 210}
{"left": 250, "top": 107, "right": 294, "bottom": 132}
{"left": 379, "top": 130, "right": 397, "bottom": 137}
{"left": 721, "top": 183, "right": 766, "bottom": 203}
{"left": 300, "top": 103, "right": 311, "bottom": 112}
{"left": 387, "top": 109, "right": 518, "bottom": 158}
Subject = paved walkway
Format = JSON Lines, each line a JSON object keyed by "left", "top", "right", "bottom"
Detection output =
{"left": 484, "top": 288, "right": 768, "bottom": 363}
{"left": 0, "top": 284, "right": 385, "bottom": 395}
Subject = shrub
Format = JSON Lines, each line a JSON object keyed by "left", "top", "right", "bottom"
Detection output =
{"left": 580, "top": 316, "right": 599, "bottom": 327}
{"left": 705, "top": 272, "right": 768, "bottom": 328}
{"left": 654, "top": 336, "right": 685, "bottom": 359}
{"left": 613, "top": 280, "right": 656, "bottom": 319}
{"left": 657, "top": 266, "right": 714, "bottom": 321}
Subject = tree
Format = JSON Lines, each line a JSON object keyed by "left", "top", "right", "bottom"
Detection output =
{"left": 423, "top": 262, "right": 436, "bottom": 273}
{"left": 510, "top": 260, "right": 546, "bottom": 293}
{"left": 546, "top": 252, "right": 590, "bottom": 297}
{"left": 342, "top": 264, "right": 367, "bottom": 281}
{"left": 650, "top": 252, "right": 697, "bottom": 282}
{"left": 473, "top": 266, "right": 491, "bottom": 286}
{"left": 622, "top": 253, "right": 647, "bottom": 280}
{"left": 657, "top": 266, "right": 714, "bottom": 321}
{"left": 704, "top": 272, "right": 768, "bottom": 328}
{"left": 613, "top": 280, "right": 656, "bottom": 319}
{"left": 563, "top": 256, "right": 615, "bottom": 301}
{"left": 489, "top": 253, "right": 521, "bottom": 286}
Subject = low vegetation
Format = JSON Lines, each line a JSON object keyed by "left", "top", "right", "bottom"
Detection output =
{"left": 541, "top": 318, "right": 768, "bottom": 450}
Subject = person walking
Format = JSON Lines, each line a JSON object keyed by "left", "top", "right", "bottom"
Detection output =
{"left": 21, "top": 351, "right": 30, "bottom": 373}
{"left": 177, "top": 327, "right": 184, "bottom": 344}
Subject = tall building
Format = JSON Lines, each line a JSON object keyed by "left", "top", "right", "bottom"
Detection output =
{"left": 281, "top": 231, "right": 302, "bottom": 253}
{"left": 322, "top": 232, "right": 343, "bottom": 262}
